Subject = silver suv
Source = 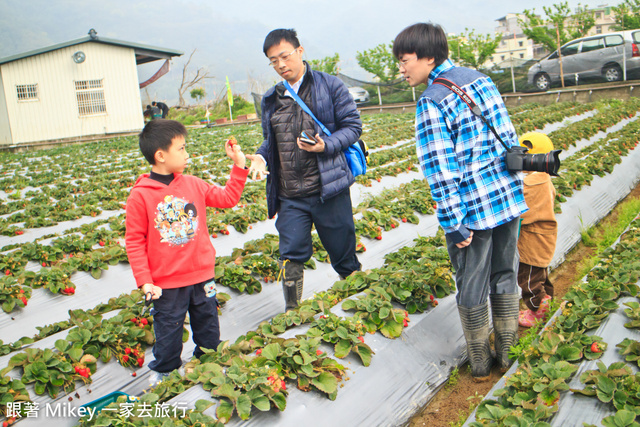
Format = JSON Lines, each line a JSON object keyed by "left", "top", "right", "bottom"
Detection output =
{"left": 348, "top": 86, "right": 370, "bottom": 104}
{"left": 527, "top": 30, "right": 640, "bottom": 91}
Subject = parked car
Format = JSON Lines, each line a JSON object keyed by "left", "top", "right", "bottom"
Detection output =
{"left": 348, "top": 86, "right": 370, "bottom": 104}
{"left": 527, "top": 30, "right": 640, "bottom": 91}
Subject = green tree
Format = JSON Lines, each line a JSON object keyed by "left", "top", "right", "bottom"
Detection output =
{"left": 569, "top": 4, "right": 596, "bottom": 38}
{"left": 519, "top": 2, "right": 594, "bottom": 53}
{"left": 448, "top": 29, "right": 502, "bottom": 69}
{"left": 356, "top": 42, "right": 399, "bottom": 83}
{"left": 190, "top": 87, "right": 206, "bottom": 103}
{"left": 611, "top": 0, "right": 640, "bottom": 30}
{"left": 309, "top": 53, "right": 340, "bottom": 75}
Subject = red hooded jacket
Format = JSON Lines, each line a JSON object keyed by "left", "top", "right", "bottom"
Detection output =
{"left": 125, "top": 165, "right": 249, "bottom": 289}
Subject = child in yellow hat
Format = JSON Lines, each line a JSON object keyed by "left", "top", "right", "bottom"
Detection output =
{"left": 517, "top": 132, "right": 558, "bottom": 327}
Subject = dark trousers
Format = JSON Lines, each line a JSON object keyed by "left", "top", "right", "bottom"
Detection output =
{"left": 148, "top": 279, "right": 220, "bottom": 373}
{"left": 276, "top": 189, "right": 361, "bottom": 278}
{"left": 517, "top": 263, "right": 553, "bottom": 311}
{"left": 446, "top": 218, "right": 520, "bottom": 308}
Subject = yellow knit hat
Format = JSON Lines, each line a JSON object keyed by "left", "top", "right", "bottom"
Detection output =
{"left": 519, "top": 132, "right": 554, "bottom": 154}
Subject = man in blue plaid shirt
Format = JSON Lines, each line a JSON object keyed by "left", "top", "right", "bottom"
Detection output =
{"left": 393, "top": 23, "right": 528, "bottom": 381}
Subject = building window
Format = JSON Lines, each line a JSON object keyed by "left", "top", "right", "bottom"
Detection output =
{"left": 16, "top": 84, "right": 38, "bottom": 101}
{"left": 501, "top": 55, "right": 505, "bottom": 61}
{"left": 520, "top": 53, "right": 525, "bottom": 58}
{"left": 518, "top": 41, "right": 523, "bottom": 47}
{"left": 596, "top": 12, "right": 602, "bottom": 19}
{"left": 596, "top": 26, "right": 602, "bottom": 34}
{"left": 75, "top": 79, "right": 106, "bottom": 116}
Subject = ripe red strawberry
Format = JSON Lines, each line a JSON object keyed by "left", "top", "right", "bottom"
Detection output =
{"left": 137, "top": 357, "right": 144, "bottom": 367}
{"left": 357, "top": 336, "right": 364, "bottom": 343}
{"left": 403, "top": 319, "right": 408, "bottom": 327}
{"left": 375, "top": 235, "right": 382, "bottom": 240}
{"left": 280, "top": 380, "right": 286, "bottom": 390}
{"left": 141, "top": 318, "right": 148, "bottom": 325}
{"left": 391, "top": 223, "right": 396, "bottom": 229}
{"left": 256, "top": 349, "right": 262, "bottom": 355}
{"left": 434, "top": 300, "right": 439, "bottom": 306}
{"left": 20, "top": 297, "right": 28, "bottom": 306}
{"left": 99, "top": 241, "right": 105, "bottom": 246}
{"left": 15, "top": 230, "right": 24, "bottom": 235}
{"left": 131, "top": 372, "right": 137, "bottom": 377}
{"left": 5, "top": 270, "right": 11, "bottom": 276}
{"left": 430, "top": 295, "right": 434, "bottom": 301}
{"left": 122, "top": 355, "right": 129, "bottom": 363}
{"left": 432, "top": 204, "right": 437, "bottom": 210}
{"left": 401, "top": 218, "right": 407, "bottom": 223}
{"left": 316, "top": 350, "right": 323, "bottom": 356}
{"left": 591, "top": 342, "right": 601, "bottom": 353}
{"left": 212, "top": 233, "right": 218, "bottom": 238}
{"left": 42, "top": 262, "right": 47, "bottom": 267}
{"left": 124, "top": 347, "right": 132, "bottom": 354}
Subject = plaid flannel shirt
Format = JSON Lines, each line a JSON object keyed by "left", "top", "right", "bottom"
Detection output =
{"left": 415, "top": 60, "right": 528, "bottom": 243}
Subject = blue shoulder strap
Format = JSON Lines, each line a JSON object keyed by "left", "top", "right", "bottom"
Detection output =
{"left": 282, "top": 80, "right": 332, "bottom": 136}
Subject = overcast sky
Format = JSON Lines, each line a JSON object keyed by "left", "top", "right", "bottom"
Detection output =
{"left": 1, "top": 0, "right": 594, "bottom": 104}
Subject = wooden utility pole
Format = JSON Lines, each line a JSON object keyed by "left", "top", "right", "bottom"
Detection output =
{"left": 556, "top": 24, "right": 565, "bottom": 88}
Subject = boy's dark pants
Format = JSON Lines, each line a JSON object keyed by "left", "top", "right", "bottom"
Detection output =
{"left": 149, "top": 279, "right": 220, "bottom": 373}
{"left": 446, "top": 218, "right": 520, "bottom": 307}
{"left": 517, "top": 263, "right": 553, "bottom": 311}
{"left": 276, "top": 189, "right": 361, "bottom": 278}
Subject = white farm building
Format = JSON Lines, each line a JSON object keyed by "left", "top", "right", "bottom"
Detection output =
{"left": 0, "top": 29, "right": 182, "bottom": 148}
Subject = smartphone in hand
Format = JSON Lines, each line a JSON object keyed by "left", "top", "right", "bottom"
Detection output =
{"left": 300, "top": 131, "right": 317, "bottom": 145}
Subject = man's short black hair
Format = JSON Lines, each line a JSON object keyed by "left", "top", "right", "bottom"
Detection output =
{"left": 393, "top": 23, "right": 449, "bottom": 66}
{"left": 138, "top": 119, "right": 187, "bottom": 165}
{"left": 151, "top": 101, "right": 157, "bottom": 106}
{"left": 263, "top": 29, "right": 300, "bottom": 56}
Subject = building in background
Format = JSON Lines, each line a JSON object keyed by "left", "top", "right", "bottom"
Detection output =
{"left": 490, "top": 13, "right": 537, "bottom": 68}
{"left": 587, "top": 5, "right": 616, "bottom": 36}
{"left": 0, "top": 29, "right": 182, "bottom": 148}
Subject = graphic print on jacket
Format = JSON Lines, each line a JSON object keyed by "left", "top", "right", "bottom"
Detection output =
{"left": 154, "top": 195, "right": 198, "bottom": 246}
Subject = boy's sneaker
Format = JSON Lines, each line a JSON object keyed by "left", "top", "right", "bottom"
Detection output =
{"left": 518, "top": 296, "right": 552, "bottom": 328}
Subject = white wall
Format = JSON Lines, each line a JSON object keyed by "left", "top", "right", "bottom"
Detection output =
{"left": 0, "top": 72, "right": 12, "bottom": 145}
{"left": 0, "top": 42, "right": 144, "bottom": 146}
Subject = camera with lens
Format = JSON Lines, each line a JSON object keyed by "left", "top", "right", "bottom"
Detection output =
{"left": 505, "top": 146, "right": 562, "bottom": 177}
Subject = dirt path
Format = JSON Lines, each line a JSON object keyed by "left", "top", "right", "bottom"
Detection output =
{"left": 408, "top": 181, "right": 640, "bottom": 427}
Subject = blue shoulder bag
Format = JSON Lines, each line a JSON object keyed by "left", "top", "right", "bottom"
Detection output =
{"left": 283, "top": 80, "right": 368, "bottom": 177}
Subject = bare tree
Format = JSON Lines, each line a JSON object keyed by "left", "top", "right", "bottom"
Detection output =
{"left": 177, "top": 49, "right": 214, "bottom": 106}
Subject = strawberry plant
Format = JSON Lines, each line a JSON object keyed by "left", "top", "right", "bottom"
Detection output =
{"left": 616, "top": 338, "right": 640, "bottom": 368}
{"left": 571, "top": 361, "right": 640, "bottom": 416}
{"left": 307, "top": 312, "right": 374, "bottom": 366}
{"left": 341, "top": 286, "right": 407, "bottom": 339}
{"left": 0, "top": 276, "right": 31, "bottom": 312}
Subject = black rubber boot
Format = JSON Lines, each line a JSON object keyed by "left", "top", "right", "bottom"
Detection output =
{"left": 279, "top": 260, "right": 304, "bottom": 312}
{"left": 458, "top": 302, "right": 494, "bottom": 382}
{"left": 490, "top": 293, "right": 520, "bottom": 372}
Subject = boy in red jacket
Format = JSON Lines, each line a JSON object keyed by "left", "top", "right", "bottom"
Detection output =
{"left": 125, "top": 119, "right": 249, "bottom": 385}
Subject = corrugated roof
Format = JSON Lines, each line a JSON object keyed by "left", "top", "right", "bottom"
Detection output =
{"left": 0, "top": 29, "right": 183, "bottom": 66}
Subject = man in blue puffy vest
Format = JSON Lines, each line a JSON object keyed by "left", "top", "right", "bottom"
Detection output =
{"left": 393, "top": 23, "right": 528, "bottom": 381}
{"left": 246, "top": 28, "right": 362, "bottom": 312}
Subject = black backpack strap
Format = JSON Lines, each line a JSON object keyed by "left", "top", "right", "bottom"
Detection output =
{"left": 432, "top": 77, "right": 512, "bottom": 153}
